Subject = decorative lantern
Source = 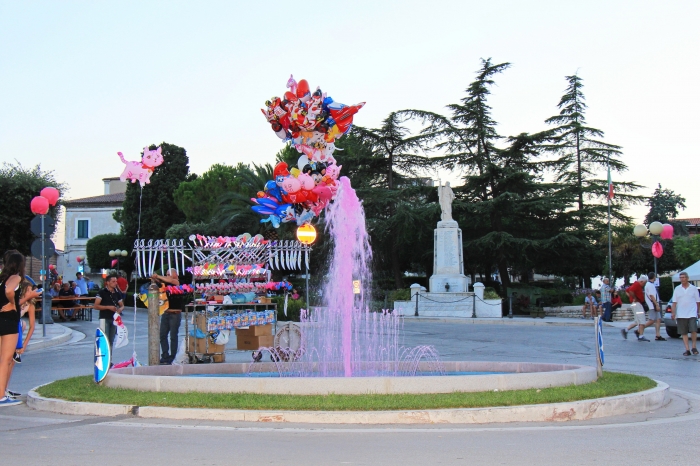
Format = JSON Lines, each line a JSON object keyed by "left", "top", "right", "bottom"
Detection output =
{"left": 296, "top": 223, "right": 317, "bottom": 245}
{"left": 649, "top": 221, "right": 664, "bottom": 236}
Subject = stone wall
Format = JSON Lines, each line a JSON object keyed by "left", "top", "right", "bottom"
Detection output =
{"left": 543, "top": 305, "right": 634, "bottom": 321}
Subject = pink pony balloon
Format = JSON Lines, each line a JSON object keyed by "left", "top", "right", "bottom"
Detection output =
{"left": 118, "top": 146, "right": 164, "bottom": 187}
{"left": 661, "top": 224, "right": 674, "bottom": 240}
{"left": 651, "top": 241, "right": 663, "bottom": 259}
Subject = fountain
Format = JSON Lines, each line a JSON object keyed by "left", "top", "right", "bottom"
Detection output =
{"left": 107, "top": 178, "right": 598, "bottom": 394}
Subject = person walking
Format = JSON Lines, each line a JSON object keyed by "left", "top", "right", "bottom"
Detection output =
{"left": 671, "top": 271, "right": 700, "bottom": 356}
{"left": 74, "top": 272, "right": 88, "bottom": 296}
{"left": 151, "top": 269, "right": 183, "bottom": 365}
{"left": 93, "top": 274, "right": 124, "bottom": 353}
{"left": 643, "top": 272, "right": 665, "bottom": 341}
{"left": 600, "top": 278, "right": 613, "bottom": 322}
{"left": 621, "top": 275, "right": 650, "bottom": 341}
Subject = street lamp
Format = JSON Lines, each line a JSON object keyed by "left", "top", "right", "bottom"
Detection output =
{"left": 633, "top": 221, "right": 674, "bottom": 279}
{"left": 109, "top": 249, "right": 128, "bottom": 272}
{"left": 296, "top": 224, "right": 317, "bottom": 310}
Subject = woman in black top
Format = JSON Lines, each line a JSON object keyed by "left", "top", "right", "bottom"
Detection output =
{"left": 0, "top": 251, "right": 40, "bottom": 406}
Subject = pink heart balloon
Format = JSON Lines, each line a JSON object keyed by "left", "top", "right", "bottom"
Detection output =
{"left": 651, "top": 241, "right": 663, "bottom": 259}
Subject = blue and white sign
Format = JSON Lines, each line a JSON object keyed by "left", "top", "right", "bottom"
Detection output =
{"left": 596, "top": 316, "right": 604, "bottom": 366}
{"left": 94, "top": 328, "right": 111, "bottom": 383}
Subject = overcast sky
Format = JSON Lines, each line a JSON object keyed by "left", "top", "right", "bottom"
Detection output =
{"left": 1, "top": 1, "right": 698, "bottom": 248}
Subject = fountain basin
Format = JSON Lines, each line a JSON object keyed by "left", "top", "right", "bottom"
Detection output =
{"left": 106, "top": 361, "right": 597, "bottom": 395}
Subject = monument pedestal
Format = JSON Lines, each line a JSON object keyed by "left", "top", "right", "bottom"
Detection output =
{"left": 429, "top": 220, "right": 469, "bottom": 293}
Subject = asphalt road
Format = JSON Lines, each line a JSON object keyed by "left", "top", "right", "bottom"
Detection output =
{"left": 2, "top": 315, "right": 699, "bottom": 465}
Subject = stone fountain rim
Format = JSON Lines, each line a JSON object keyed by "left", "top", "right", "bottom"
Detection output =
{"left": 105, "top": 361, "right": 598, "bottom": 395}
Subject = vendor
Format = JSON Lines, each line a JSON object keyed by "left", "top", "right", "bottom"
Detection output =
{"left": 151, "top": 269, "right": 183, "bottom": 365}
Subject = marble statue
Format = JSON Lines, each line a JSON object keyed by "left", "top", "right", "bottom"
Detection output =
{"left": 438, "top": 181, "right": 454, "bottom": 222}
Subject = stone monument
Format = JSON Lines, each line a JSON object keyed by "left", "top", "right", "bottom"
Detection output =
{"left": 430, "top": 182, "right": 469, "bottom": 293}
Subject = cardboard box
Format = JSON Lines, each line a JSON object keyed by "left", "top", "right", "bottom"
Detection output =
{"left": 212, "top": 353, "right": 226, "bottom": 363}
{"left": 236, "top": 335, "right": 274, "bottom": 350}
{"left": 187, "top": 337, "right": 225, "bottom": 354}
{"left": 236, "top": 324, "right": 273, "bottom": 337}
{"left": 257, "top": 297, "right": 272, "bottom": 304}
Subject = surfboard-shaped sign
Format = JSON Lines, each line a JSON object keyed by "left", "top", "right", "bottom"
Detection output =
{"left": 94, "top": 328, "right": 111, "bottom": 383}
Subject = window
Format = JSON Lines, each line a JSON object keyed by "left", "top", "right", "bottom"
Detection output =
{"left": 77, "top": 220, "right": 89, "bottom": 239}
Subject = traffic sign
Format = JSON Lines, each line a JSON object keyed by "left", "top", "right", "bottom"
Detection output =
{"left": 30, "top": 215, "right": 55, "bottom": 237}
{"left": 596, "top": 316, "right": 604, "bottom": 366}
{"left": 31, "top": 238, "right": 55, "bottom": 259}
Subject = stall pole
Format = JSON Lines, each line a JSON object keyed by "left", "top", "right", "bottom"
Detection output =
{"left": 147, "top": 281, "right": 160, "bottom": 365}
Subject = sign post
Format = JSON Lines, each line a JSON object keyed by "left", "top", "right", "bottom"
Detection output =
{"left": 31, "top": 215, "right": 56, "bottom": 334}
{"left": 595, "top": 316, "right": 604, "bottom": 378}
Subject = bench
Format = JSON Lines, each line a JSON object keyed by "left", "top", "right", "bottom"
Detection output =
{"left": 48, "top": 297, "right": 96, "bottom": 321}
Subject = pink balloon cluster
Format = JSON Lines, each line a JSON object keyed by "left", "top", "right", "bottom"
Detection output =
{"left": 30, "top": 187, "right": 60, "bottom": 215}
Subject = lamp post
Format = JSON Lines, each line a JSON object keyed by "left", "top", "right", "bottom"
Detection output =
{"left": 633, "top": 221, "right": 674, "bottom": 279}
{"left": 296, "top": 224, "right": 317, "bottom": 310}
{"left": 109, "top": 249, "right": 128, "bottom": 272}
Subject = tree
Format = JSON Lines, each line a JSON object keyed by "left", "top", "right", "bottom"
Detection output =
{"left": 352, "top": 113, "right": 435, "bottom": 287}
{"left": 173, "top": 163, "right": 247, "bottom": 224}
{"left": 644, "top": 183, "right": 686, "bottom": 227}
{"left": 674, "top": 235, "right": 700, "bottom": 269}
{"left": 545, "top": 74, "right": 639, "bottom": 212}
{"left": 0, "top": 162, "right": 64, "bottom": 255}
{"left": 117, "top": 142, "right": 190, "bottom": 242}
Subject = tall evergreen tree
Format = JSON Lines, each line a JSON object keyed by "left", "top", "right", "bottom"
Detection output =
{"left": 117, "top": 142, "right": 190, "bottom": 242}
{"left": 545, "top": 74, "right": 638, "bottom": 211}
{"left": 644, "top": 183, "right": 686, "bottom": 226}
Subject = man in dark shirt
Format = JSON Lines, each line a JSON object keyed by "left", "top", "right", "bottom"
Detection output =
{"left": 94, "top": 274, "right": 124, "bottom": 352}
{"left": 151, "top": 269, "right": 184, "bottom": 364}
{"left": 57, "top": 282, "right": 76, "bottom": 321}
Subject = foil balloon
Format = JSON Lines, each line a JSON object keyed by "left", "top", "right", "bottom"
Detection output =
{"left": 651, "top": 241, "right": 663, "bottom": 259}
{"left": 118, "top": 147, "right": 164, "bottom": 187}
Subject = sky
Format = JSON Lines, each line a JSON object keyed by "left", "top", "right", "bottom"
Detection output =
{"left": 1, "top": 1, "right": 699, "bottom": 249}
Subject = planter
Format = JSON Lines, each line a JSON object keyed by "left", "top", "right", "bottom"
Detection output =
{"left": 529, "top": 308, "right": 545, "bottom": 319}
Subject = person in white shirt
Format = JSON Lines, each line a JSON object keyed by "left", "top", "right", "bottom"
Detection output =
{"left": 671, "top": 271, "right": 700, "bottom": 356}
{"left": 642, "top": 272, "right": 665, "bottom": 341}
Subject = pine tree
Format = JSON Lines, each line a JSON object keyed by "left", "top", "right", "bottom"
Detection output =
{"left": 545, "top": 74, "right": 638, "bottom": 211}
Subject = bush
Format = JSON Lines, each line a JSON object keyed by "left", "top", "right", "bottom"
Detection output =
{"left": 272, "top": 297, "right": 305, "bottom": 322}
{"left": 659, "top": 276, "right": 673, "bottom": 302}
{"left": 388, "top": 289, "right": 411, "bottom": 302}
{"left": 483, "top": 287, "right": 500, "bottom": 300}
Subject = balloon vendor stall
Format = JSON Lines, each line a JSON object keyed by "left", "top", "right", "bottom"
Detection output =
{"left": 251, "top": 75, "right": 364, "bottom": 228}
{"left": 131, "top": 233, "right": 310, "bottom": 363}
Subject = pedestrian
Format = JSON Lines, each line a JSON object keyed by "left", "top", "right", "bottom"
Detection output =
{"left": 0, "top": 251, "right": 40, "bottom": 406}
{"left": 57, "top": 282, "right": 76, "bottom": 321}
{"left": 151, "top": 269, "right": 183, "bottom": 365}
{"left": 600, "top": 278, "right": 613, "bottom": 322}
{"left": 642, "top": 272, "right": 665, "bottom": 341}
{"left": 5, "top": 279, "right": 38, "bottom": 400}
{"left": 611, "top": 290, "right": 623, "bottom": 318}
{"left": 291, "top": 288, "right": 300, "bottom": 300}
{"left": 581, "top": 291, "right": 598, "bottom": 320}
{"left": 670, "top": 271, "right": 700, "bottom": 356}
{"left": 74, "top": 272, "right": 88, "bottom": 296}
{"left": 621, "top": 275, "right": 650, "bottom": 341}
{"left": 93, "top": 274, "right": 124, "bottom": 353}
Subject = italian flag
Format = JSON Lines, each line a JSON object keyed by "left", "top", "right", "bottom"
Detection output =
{"left": 607, "top": 165, "right": 614, "bottom": 200}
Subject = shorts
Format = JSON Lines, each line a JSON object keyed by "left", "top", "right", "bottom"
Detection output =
{"left": 647, "top": 310, "right": 662, "bottom": 321}
{"left": 0, "top": 312, "right": 20, "bottom": 336}
{"left": 634, "top": 310, "right": 647, "bottom": 325}
{"left": 676, "top": 318, "right": 698, "bottom": 335}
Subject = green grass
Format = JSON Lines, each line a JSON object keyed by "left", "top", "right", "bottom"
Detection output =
{"left": 36, "top": 372, "right": 655, "bottom": 411}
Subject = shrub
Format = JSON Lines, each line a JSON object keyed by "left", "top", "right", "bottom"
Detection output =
{"left": 659, "top": 276, "right": 673, "bottom": 302}
{"left": 388, "top": 288, "right": 411, "bottom": 302}
{"left": 483, "top": 288, "right": 500, "bottom": 300}
{"left": 272, "top": 296, "right": 305, "bottom": 322}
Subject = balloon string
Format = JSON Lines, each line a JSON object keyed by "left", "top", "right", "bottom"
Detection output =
{"left": 132, "top": 186, "right": 144, "bottom": 371}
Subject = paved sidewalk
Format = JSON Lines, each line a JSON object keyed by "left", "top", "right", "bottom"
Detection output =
{"left": 24, "top": 323, "right": 73, "bottom": 351}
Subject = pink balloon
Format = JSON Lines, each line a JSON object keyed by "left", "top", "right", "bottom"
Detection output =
{"left": 298, "top": 173, "right": 315, "bottom": 190}
{"left": 282, "top": 176, "right": 301, "bottom": 194}
{"left": 651, "top": 241, "right": 663, "bottom": 259}
{"left": 111, "top": 259, "right": 118, "bottom": 267}
{"left": 30, "top": 196, "right": 49, "bottom": 215}
{"left": 661, "top": 224, "right": 674, "bottom": 240}
{"left": 312, "top": 185, "right": 332, "bottom": 201}
{"left": 40, "top": 187, "right": 60, "bottom": 206}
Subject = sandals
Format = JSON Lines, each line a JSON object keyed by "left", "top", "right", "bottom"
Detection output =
{"left": 655, "top": 336, "right": 666, "bottom": 341}
{"left": 693, "top": 348, "right": 699, "bottom": 355}
{"left": 683, "top": 350, "right": 691, "bottom": 356}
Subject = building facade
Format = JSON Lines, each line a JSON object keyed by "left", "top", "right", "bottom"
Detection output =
{"left": 58, "top": 177, "right": 125, "bottom": 279}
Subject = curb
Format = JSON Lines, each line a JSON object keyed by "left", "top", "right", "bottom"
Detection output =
{"left": 27, "top": 381, "right": 669, "bottom": 424}
{"left": 26, "top": 324, "right": 73, "bottom": 351}
{"left": 400, "top": 317, "right": 621, "bottom": 327}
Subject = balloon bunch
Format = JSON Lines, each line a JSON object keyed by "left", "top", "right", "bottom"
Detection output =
{"left": 253, "top": 75, "right": 363, "bottom": 227}
{"left": 165, "top": 284, "right": 194, "bottom": 295}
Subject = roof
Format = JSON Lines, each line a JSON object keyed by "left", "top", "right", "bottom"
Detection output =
{"left": 102, "top": 176, "right": 121, "bottom": 181}
{"left": 63, "top": 192, "right": 125, "bottom": 208}
{"left": 672, "top": 218, "right": 700, "bottom": 225}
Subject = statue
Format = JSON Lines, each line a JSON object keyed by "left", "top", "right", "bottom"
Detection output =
{"left": 438, "top": 181, "right": 454, "bottom": 222}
